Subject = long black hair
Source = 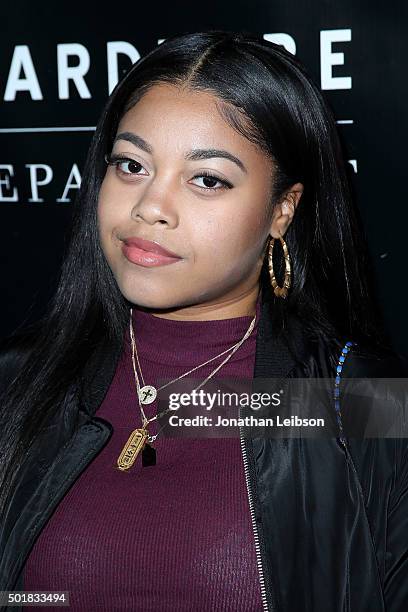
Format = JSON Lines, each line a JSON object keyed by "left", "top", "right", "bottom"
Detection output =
{"left": 0, "top": 30, "right": 391, "bottom": 517}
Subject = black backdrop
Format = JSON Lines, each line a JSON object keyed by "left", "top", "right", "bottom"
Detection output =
{"left": 1, "top": 1, "right": 407, "bottom": 355}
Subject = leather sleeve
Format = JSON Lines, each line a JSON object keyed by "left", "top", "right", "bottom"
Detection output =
{"left": 342, "top": 348, "right": 408, "bottom": 609}
{"left": 383, "top": 439, "right": 408, "bottom": 610}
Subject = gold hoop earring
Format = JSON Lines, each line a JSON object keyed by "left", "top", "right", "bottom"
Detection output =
{"left": 268, "top": 235, "right": 291, "bottom": 298}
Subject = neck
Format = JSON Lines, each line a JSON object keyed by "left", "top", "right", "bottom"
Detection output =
{"left": 129, "top": 288, "right": 262, "bottom": 367}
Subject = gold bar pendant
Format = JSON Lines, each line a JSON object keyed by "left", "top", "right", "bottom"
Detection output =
{"left": 117, "top": 428, "right": 148, "bottom": 471}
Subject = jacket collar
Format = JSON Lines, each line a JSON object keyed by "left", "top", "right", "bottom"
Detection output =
{"left": 253, "top": 284, "right": 311, "bottom": 379}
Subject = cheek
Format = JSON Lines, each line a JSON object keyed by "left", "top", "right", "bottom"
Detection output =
{"left": 191, "top": 204, "right": 267, "bottom": 270}
{"left": 96, "top": 181, "right": 122, "bottom": 258}
{"left": 97, "top": 179, "right": 126, "bottom": 235}
{"left": 216, "top": 203, "right": 267, "bottom": 248}
{"left": 97, "top": 179, "right": 110, "bottom": 227}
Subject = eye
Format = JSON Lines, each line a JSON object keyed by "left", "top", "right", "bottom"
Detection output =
{"left": 104, "top": 154, "right": 148, "bottom": 179}
{"left": 104, "top": 154, "right": 233, "bottom": 192}
{"left": 190, "top": 171, "right": 233, "bottom": 192}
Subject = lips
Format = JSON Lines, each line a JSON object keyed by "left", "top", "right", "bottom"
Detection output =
{"left": 122, "top": 236, "right": 181, "bottom": 259}
{"left": 120, "top": 235, "right": 183, "bottom": 268}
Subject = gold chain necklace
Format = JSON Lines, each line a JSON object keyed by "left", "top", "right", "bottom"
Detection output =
{"left": 116, "top": 308, "right": 257, "bottom": 471}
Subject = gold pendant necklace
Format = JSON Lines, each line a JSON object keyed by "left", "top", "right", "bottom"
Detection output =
{"left": 116, "top": 305, "right": 257, "bottom": 471}
{"left": 117, "top": 426, "right": 149, "bottom": 471}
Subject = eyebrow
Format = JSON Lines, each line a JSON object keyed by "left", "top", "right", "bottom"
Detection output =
{"left": 113, "top": 131, "right": 247, "bottom": 173}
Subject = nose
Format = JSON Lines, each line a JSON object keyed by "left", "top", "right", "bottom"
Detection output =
{"left": 130, "top": 178, "right": 179, "bottom": 228}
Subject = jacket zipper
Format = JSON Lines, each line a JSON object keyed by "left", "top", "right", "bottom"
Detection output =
{"left": 239, "top": 424, "right": 269, "bottom": 611}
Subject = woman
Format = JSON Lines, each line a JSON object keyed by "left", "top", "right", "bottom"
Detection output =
{"left": 0, "top": 30, "right": 407, "bottom": 611}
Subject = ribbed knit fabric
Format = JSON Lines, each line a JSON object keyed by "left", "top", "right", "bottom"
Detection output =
{"left": 23, "top": 293, "right": 264, "bottom": 611}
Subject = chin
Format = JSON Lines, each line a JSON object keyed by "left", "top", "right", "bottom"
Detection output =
{"left": 115, "top": 271, "right": 214, "bottom": 312}
{"left": 119, "top": 284, "right": 187, "bottom": 311}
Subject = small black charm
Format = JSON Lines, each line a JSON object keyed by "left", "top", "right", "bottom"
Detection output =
{"left": 142, "top": 443, "right": 156, "bottom": 467}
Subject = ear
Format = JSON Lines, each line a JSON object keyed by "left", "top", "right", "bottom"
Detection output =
{"left": 269, "top": 182, "right": 304, "bottom": 239}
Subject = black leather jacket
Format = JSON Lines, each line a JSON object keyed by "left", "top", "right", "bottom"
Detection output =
{"left": 1, "top": 293, "right": 408, "bottom": 612}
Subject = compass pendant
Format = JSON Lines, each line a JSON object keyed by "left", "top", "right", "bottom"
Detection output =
{"left": 138, "top": 385, "right": 157, "bottom": 404}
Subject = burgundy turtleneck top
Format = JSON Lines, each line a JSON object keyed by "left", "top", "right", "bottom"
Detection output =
{"left": 23, "top": 294, "right": 264, "bottom": 611}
